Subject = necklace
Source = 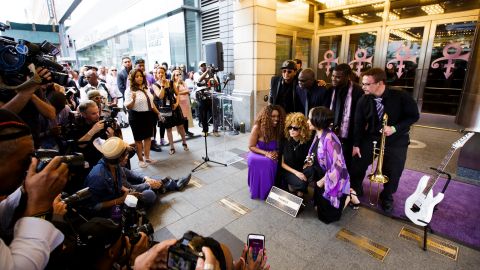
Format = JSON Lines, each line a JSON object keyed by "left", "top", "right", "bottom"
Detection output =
{"left": 292, "top": 140, "right": 301, "bottom": 151}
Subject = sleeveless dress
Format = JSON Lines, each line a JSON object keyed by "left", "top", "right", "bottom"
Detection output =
{"left": 247, "top": 140, "right": 278, "bottom": 200}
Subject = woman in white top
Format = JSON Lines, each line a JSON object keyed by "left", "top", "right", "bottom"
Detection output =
{"left": 124, "top": 68, "right": 160, "bottom": 168}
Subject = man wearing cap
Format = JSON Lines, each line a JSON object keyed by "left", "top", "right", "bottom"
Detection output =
{"left": 269, "top": 60, "right": 298, "bottom": 114}
{"left": 84, "top": 137, "right": 191, "bottom": 217}
{"left": 0, "top": 109, "right": 68, "bottom": 269}
{"left": 194, "top": 61, "right": 220, "bottom": 137}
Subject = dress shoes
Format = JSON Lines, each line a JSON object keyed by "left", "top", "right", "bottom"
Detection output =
{"left": 175, "top": 174, "right": 192, "bottom": 191}
{"left": 150, "top": 140, "right": 162, "bottom": 152}
{"left": 186, "top": 131, "right": 194, "bottom": 137}
{"left": 381, "top": 199, "right": 394, "bottom": 214}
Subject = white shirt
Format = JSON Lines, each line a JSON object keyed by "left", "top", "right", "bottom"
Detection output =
{"left": 80, "top": 82, "right": 110, "bottom": 102}
{"left": 106, "top": 75, "right": 122, "bottom": 98}
{"left": 125, "top": 88, "right": 155, "bottom": 112}
{"left": 0, "top": 188, "right": 64, "bottom": 270}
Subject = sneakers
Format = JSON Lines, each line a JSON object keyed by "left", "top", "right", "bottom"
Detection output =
{"left": 138, "top": 161, "right": 148, "bottom": 168}
{"left": 175, "top": 174, "right": 192, "bottom": 191}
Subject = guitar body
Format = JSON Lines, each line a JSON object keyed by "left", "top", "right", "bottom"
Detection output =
{"left": 405, "top": 175, "right": 445, "bottom": 226}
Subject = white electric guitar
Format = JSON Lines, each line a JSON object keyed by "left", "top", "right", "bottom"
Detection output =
{"left": 405, "top": 132, "right": 475, "bottom": 226}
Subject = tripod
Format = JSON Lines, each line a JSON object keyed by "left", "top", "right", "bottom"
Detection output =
{"left": 192, "top": 133, "right": 227, "bottom": 172}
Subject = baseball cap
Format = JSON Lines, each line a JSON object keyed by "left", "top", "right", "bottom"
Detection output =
{"left": 0, "top": 109, "right": 31, "bottom": 141}
{"left": 281, "top": 60, "right": 296, "bottom": 70}
{"left": 100, "top": 137, "right": 129, "bottom": 159}
{"left": 198, "top": 61, "right": 206, "bottom": 68}
{"left": 78, "top": 217, "right": 122, "bottom": 252}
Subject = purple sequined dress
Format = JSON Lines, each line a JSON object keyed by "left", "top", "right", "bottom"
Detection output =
{"left": 247, "top": 140, "right": 278, "bottom": 200}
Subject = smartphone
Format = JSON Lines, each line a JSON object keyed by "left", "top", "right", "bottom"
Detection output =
{"left": 247, "top": 234, "right": 265, "bottom": 261}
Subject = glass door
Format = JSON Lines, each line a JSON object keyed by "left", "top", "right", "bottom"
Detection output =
{"left": 316, "top": 28, "right": 381, "bottom": 83}
{"left": 421, "top": 20, "right": 476, "bottom": 115}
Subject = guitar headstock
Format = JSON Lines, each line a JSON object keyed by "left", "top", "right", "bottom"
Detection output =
{"left": 453, "top": 132, "right": 475, "bottom": 149}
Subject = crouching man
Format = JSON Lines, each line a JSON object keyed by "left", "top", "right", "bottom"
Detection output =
{"left": 84, "top": 137, "right": 191, "bottom": 218}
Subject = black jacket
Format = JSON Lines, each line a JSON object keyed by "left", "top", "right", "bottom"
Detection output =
{"left": 269, "top": 76, "right": 297, "bottom": 113}
{"left": 328, "top": 82, "right": 364, "bottom": 140}
{"left": 353, "top": 87, "right": 419, "bottom": 147}
{"left": 117, "top": 68, "right": 130, "bottom": 95}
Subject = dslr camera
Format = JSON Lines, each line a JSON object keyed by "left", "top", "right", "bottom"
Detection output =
{"left": 167, "top": 231, "right": 207, "bottom": 270}
{"left": 35, "top": 149, "right": 85, "bottom": 172}
{"left": 0, "top": 36, "right": 69, "bottom": 86}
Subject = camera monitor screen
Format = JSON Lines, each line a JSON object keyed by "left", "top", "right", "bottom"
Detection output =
{"left": 167, "top": 249, "right": 197, "bottom": 270}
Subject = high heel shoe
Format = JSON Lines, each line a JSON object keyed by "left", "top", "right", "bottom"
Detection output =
{"left": 349, "top": 192, "right": 361, "bottom": 210}
{"left": 182, "top": 143, "right": 189, "bottom": 151}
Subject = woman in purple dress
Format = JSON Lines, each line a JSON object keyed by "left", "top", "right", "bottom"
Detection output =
{"left": 247, "top": 105, "right": 286, "bottom": 200}
{"left": 307, "top": 106, "right": 360, "bottom": 223}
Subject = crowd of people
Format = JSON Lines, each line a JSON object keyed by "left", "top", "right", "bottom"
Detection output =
{"left": 248, "top": 60, "right": 419, "bottom": 223}
{"left": 0, "top": 55, "right": 272, "bottom": 269}
{"left": 0, "top": 50, "right": 419, "bottom": 268}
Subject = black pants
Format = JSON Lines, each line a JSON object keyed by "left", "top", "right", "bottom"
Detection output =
{"left": 349, "top": 138, "right": 408, "bottom": 201}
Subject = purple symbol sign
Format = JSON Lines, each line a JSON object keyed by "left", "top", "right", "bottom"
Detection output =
{"left": 431, "top": 43, "right": 470, "bottom": 79}
{"left": 318, "top": 50, "right": 338, "bottom": 76}
{"left": 386, "top": 43, "right": 417, "bottom": 78}
{"left": 348, "top": 48, "right": 372, "bottom": 77}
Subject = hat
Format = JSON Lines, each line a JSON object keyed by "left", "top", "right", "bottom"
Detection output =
{"left": 78, "top": 217, "right": 122, "bottom": 251}
{"left": 281, "top": 60, "right": 296, "bottom": 70}
{"left": 87, "top": 90, "right": 101, "bottom": 100}
{"left": 0, "top": 109, "right": 31, "bottom": 141}
{"left": 198, "top": 61, "right": 206, "bottom": 68}
{"left": 100, "top": 137, "right": 129, "bottom": 159}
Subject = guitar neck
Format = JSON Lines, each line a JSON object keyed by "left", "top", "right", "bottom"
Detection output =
{"left": 422, "top": 147, "right": 457, "bottom": 195}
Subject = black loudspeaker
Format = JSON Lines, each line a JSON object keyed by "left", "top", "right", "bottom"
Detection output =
{"left": 205, "top": 42, "right": 224, "bottom": 71}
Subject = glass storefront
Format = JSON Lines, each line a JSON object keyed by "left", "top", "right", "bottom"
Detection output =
{"left": 275, "top": 35, "right": 293, "bottom": 75}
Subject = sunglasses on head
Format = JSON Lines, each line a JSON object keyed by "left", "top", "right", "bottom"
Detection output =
{"left": 288, "top": 126, "right": 300, "bottom": 131}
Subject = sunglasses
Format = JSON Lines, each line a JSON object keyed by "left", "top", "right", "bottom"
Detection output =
{"left": 282, "top": 69, "right": 294, "bottom": 74}
{"left": 111, "top": 69, "right": 117, "bottom": 71}
{"left": 288, "top": 126, "right": 300, "bottom": 131}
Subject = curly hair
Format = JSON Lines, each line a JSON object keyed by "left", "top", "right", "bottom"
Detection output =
{"left": 129, "top": 68, "right": 147, "bottom": 91}
{"left": 254, "top": 105, "right": 286, "bottom": 143}
{"left": 284, "top": 112, "right": 310, "bottom": 144}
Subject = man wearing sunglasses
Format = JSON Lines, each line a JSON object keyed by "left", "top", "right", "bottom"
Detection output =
{"left": 296, "top": 68, "right": 329, "bottom": 116}
{"left": 269, "top": 60, "right": 298, "bottom": 114}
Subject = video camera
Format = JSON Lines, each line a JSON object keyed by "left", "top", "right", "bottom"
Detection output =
{"left": 0, "top": 36, "right": 69, "bottom": 86}
{"left": 122, "top": 195, "right": 154, "bottom": 245}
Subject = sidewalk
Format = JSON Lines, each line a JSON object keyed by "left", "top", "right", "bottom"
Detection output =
{"left": 122, "top": 125, "right": 480, "bottom": 269}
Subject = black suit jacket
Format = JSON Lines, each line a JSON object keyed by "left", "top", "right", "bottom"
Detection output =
{"left": 269, "top": 76, "right": 297, "bottom": 113}
{"left": 353, "top": 87, "right": 419, "bottom": 148}
{"left": 295, "top": 84, "right": 329, "bottom": 115}
{"left": 329, "top": 82, "right": 364, "bottom": 140}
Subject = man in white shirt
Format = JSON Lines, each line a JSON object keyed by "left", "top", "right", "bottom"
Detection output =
{"left": 0, "top": 109, "right": 68, "bottom": 270}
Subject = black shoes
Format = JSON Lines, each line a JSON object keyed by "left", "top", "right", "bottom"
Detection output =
{"left": 381, "top": 199, "right": 394, "bottom": 214}
{"left": 151, "top": 140, "right": 162, "bottom": 152}
{"left": 175, "top": 173, "right": 192, "bottom": 191}
{"left": 186, "top": 131, "right": 194, "bottom": 137}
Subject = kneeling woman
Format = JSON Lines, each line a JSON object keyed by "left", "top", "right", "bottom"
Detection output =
{"left": 247, "top": 105, "right": 286, "bottom": 200}
{"left": 307, "top": 106, "right": 359, "bottom": 223}
{"left": 280, "top": 113, "right": 312, "bottom": 198}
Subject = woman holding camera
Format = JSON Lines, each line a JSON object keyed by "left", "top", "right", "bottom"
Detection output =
{"left": 125, "top": 68, "right": 160, "bottom": 168}
{"left": 152, "top": 67, "right": 188, "bottom": 155}
{"left": 307, "top": 106, "right": 360, "bottom": 223}
{"left": 247, "top": 105, "right": 286, "bottom": 200}
{"left": 280, "top": 112, "right": 312, "bottom": 198}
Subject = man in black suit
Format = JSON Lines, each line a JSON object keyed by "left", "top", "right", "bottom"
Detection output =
{"left": 351, "top": 68, "right": 419, "bottom": 213}
{"left": 269, "top": 60, "right": 298, "bottom": 114}
{"left": 296, "top": 68, "right": 329, "bottom": 116}
{"left": 328, "top": 64, "right": 364, "bottom": 172}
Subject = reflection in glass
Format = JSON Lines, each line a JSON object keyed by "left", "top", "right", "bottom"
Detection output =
{"left": 390, "top": 0, "right": 480, "bottom": 20}
{"left": 317, "top": 35, "right": 341, "bottom": 83}
{"left": 275, "top": 35, "right": 293, "bottom": 76}
{"left": 318, "top": 3, "right": 382, "bottom": 29}
{"left": 347, "top": 32, "right": 377, "bottom": 81}
{"left": 295, "top": 38, "right": 311, "bottom": 69}
{"left": 422, "top": 21, "right": 475, "bottom": 115}
{"left": 385, "top": 27, "right": 424, "bottom": 96}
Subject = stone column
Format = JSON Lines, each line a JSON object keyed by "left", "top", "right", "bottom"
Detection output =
{"left": 232, "top": 0, "right": 276, "bottom": 131}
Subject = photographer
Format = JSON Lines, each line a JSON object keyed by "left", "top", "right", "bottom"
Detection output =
{"left": 0, "top": 109, "right": 68, "bottom": 269}
{"left": 133, "top": 231, "right": 270, "bottom": 270}
{"left": 69, "top": 217, "right": 149, "bottom": 269}
{"left": 66, "top": 100, "right": 115, "bottom": 170}
{"left": 194, "top": 61, "right": 220, "bottom": 137}
{"left": 0, "top": 66, "right": 57, "bottom": 147}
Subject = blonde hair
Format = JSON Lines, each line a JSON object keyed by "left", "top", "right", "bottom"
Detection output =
{"left": 284, "top": 112, "right": 311, "bottom": 144}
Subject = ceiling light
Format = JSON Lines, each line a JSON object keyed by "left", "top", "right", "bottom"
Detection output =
{"left": 344, "top": 15, "right": 363, "bottom": 23}
{"left": 376, "top": 12, "right": 399, "bottom": 20}
{"left": 421, "top": 4, "right": 444, "bottom": 15}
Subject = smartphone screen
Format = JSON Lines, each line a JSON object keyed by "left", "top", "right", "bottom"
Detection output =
{"left": 247, "top": 234, "right": 265, "bottom": 261}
